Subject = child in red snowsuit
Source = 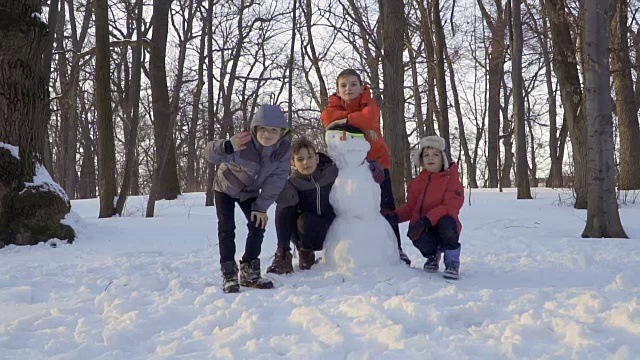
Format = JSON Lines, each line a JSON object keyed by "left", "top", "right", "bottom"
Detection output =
{"left": 320, "top": 69, "right": 410, "bottom": 265}
{"left": 388, "top": 135, "right": 464, "bottom": 279}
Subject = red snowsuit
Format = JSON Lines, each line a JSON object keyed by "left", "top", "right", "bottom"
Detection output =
{"left": 396, "top": 163, "right": 464, "bottom": 233}
{"left": 320, "top": 87, "right": 391, "bottom": 169}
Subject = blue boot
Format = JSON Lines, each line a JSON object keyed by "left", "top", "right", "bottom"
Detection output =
{"left": 443, "top": 246, "right": 461, "bottom": 280}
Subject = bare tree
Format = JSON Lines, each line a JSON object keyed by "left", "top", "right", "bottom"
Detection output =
{"left": 546, "top": 0, "right": 588, "bottom": 208}
{"left": 611, "top": 0, "right": 640, "bottom": 189}
{"left": 581, "top": 0, "right": 627, "bottom": 238}
{"left": 0, "top": 0, "right": 75, "bottom": 246}
{"left": 477, "top": 0, "right": 508, "bottom": 188}
{"left": 510, "top": 0, "right": 532, "bottom": 198}
{"left": 95, "top": 0, "right": 117, "bottom": 218}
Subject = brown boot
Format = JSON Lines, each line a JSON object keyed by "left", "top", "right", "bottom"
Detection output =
{"left": 266, "top": 248, "right": 293, "bottom": 274}
{"left": 298, "top": 249, "right": 315, "bottom": 270}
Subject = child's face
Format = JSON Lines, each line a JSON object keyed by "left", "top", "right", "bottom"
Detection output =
{"left": 292, "top": 147, "right": 319, "bottom": 175}
{"left": 256, "top": 126, "right": 282, "bottom": 147}
{"left": 422, "top": 147, "right": 444, "bottom": 172}
{"left": 337, "top": 75, "right": 364, "bottom": 103}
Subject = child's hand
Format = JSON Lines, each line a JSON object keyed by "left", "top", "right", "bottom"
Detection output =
{"left": 251, "top": 211, "right": 268, "bottom": 229}
{"left": 230, "top": 132, "right": 252, "bottom": 152}
{"left": 368, "top": 160, "right": 385, "bottom": 184}
{"left": 407, "top": 216, "right": 432, "bottom": 241}
{"left": 364, "top": 130, "right": 378, "bottom": 141}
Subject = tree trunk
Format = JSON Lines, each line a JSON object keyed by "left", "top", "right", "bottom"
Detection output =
{"left": 95, "top": 0, "right": 117, "bottom": 218}
{"left": 186, "top": 8, "right": 206, "bottom": 193}
{"left": 149, "top": 0, "right": 180, "bottom": 202}
{"left": 381, "top": 0, "right": 408, "bottom": 205}
{"left": 205, "top": 0, "right": 216, "bottom": 207}
{"left": 432, "top": 0, "right": 450, "bottom": 143}
{"left": 546, "top": 0, "right": 588, "bottom": 208}
{"left": 0, "top": 0, "right": 75, "bottom": 247}
{"left": 611, "top": 0, "right": 640, "bottom": 190}
{"left": 417, "top": 0, "right": 437, "bottom": 136}
{"left": 477, "top": 0, "right": 507, "bottom": 188}
{"left": 407, "top": 32, "right": 425, "bottom": 140}
{"left": 500, "top": 78, "right": 513, "bottom": 188}
{"left": 302, "top": 0, "right": 329, "bottom": 110}
{"left": 115, "top": 0, "right": 143, "bottom": 215}
{"left": 581, "top": 0, "right": 627, "bottom": 238}
{"left": 511, "top": 0, "right": 532, "bottom": 199}
{"left": 77, "top": 90, "right": 96, "bottom": 199}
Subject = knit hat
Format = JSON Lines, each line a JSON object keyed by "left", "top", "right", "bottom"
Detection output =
{"left": 412, "top": 135, "right": 450, "bottom": 170}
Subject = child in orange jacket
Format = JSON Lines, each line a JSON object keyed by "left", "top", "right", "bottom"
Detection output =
{"left": 320, "top": 69, "right": 410, "bottom": 265}
{"left": 389, "top": 135, "right": 464, "bottom": 279}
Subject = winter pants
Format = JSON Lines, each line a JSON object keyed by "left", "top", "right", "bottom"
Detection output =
{"left": 214, "top": 190, "right": 265, "bottom": 264}
{"left": 412, "top": 215, "right": 460, "bottom": 257}
{"left": 380, "top": 169, "right": 402, "bottom": 250}
{"left": 275, "top": 205, "right": 334, "bottom": 252}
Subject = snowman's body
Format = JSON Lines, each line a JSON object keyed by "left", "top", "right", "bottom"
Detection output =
{"left": 322, "top": 129, "right": 399, "bottom": 273}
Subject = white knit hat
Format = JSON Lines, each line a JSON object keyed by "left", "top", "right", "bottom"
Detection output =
{"left": 412, "top": 135, "right": 450, "bottom": 170}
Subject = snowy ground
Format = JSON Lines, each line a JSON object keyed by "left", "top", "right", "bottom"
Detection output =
{"left": 1, "top": 188, "right": 639, "bottom": 359}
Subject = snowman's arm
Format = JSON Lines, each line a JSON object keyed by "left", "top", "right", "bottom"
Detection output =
{"left": 426, "top": 176, "right": 464, "bottom": 225}
{"left": 251, "top": 149, "right": 292, "bottom": 212}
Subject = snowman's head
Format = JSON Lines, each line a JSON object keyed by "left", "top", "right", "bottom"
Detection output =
{"left": 325, "top": 124, "right": 370, "bottom": 169}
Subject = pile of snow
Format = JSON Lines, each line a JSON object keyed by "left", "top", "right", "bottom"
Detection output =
{"left": 22, "top": 163, "right": 69, "bottom": 202}
{"left": 0, "top": 189, "right": 638, "bottom": 358}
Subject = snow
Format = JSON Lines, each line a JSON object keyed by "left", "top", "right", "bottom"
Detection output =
{"left": 22, "top": 163, "right": 69, "bottom": 202}
{"left": 0, "top": 189, "right": 639, "bottom": 359}
{"left": 0, "top": 142, "right": 20, "bottom": 159}
{"left": 323, "top": 129, "right": 399, "bottom": 273}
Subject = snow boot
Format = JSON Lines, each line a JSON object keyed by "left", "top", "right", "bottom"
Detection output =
{"left": 239, "top": 259, "right": 274, "bottom": 289}
{"left": 423, "top": 248, "right": 442, "bottom": 273}
{"left": 266, "top": 248, "right": 294, "bottom": 275}
{"left": 298, "top": 249, "right": 315, "bottom": 270}
{"left": 221, "top": 261, "right": 240, "bottom": 293}
{"left": 443, "top": 246, "right": 461, "bottom": 280}
{"left": 399, "top": 249, "right": 411, "bottom": 266}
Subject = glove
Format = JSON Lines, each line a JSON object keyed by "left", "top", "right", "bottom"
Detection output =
{"left": 381, "top": 208, "right": 398, "bottom": 226}
{"left": 368, "top": 160, "right": 385, "bottom": 184}
{"left": 407, "top": 216, "right": 432, "bottom": 241}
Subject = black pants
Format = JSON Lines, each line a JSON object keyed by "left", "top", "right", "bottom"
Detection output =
{"left": 214, "top": 191, "right": 265, "bottom": 264}
{"left": 412, "top": 216, "right": 460, "bottom": 257}
{"left": 380, "top": 169, "right": 402, "bottom": 250}
{"left": 275, "top": 205, "right": 334, "bottom": 252}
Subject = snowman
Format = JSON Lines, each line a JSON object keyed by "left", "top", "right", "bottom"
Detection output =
{"left": 322, "top": 125, "right": 400, "bottom": 274}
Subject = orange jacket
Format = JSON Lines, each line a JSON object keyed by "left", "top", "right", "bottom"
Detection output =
{"left": 320, "top": 87, "right": 391, "bottom": 169}
{"left": 395, "top": 163, "right": 464, "bottom": 233}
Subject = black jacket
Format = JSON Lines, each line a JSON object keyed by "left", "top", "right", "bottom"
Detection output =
{"left": 275, "top": 152, "right": 337, "bottom": 217}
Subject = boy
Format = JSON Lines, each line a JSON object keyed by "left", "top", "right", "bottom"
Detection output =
{"left": 206, "top": 104, "right": 291, "bottom": 293}
{"left": 267, "top": 138, "right": 338, "bottom": 274}
{"left": 320, "top": 69, "right": 410, "bottom": 265}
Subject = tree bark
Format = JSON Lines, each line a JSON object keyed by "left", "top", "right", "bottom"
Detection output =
{"left": 610, "top": 0, "right": 640, "bottom": 190}
{"left": 477, "top": 0, "right": 507, "bottom": 188}
{"left": 582, "top": 0, "right": 627, "bottom": 238}
{"left": 149, "top": 0, "right": 180, "bottom": 203}
{"left": 205, "top": 0, "right": 216, "bottom": 207}
{"left": 0, "top": 0, "right": 75, "bottom": 246}
{"left": 546, "top": 0, "right": 588, "bottom": 208}
{"left": 381, "top": 0, "right": 408, "bottom": 205}
{"left": 95, "top": 0, "right": 117, "bottom": 218}
{"left": 511, "top": 0, "right": 532, "bottom": 199}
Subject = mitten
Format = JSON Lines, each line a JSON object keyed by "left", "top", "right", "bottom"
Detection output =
{"left": 368, "top": 160, "right": 385, "bottom": 184}
{"left": 407, "top": 216, "right": 432, "bottom": 241}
